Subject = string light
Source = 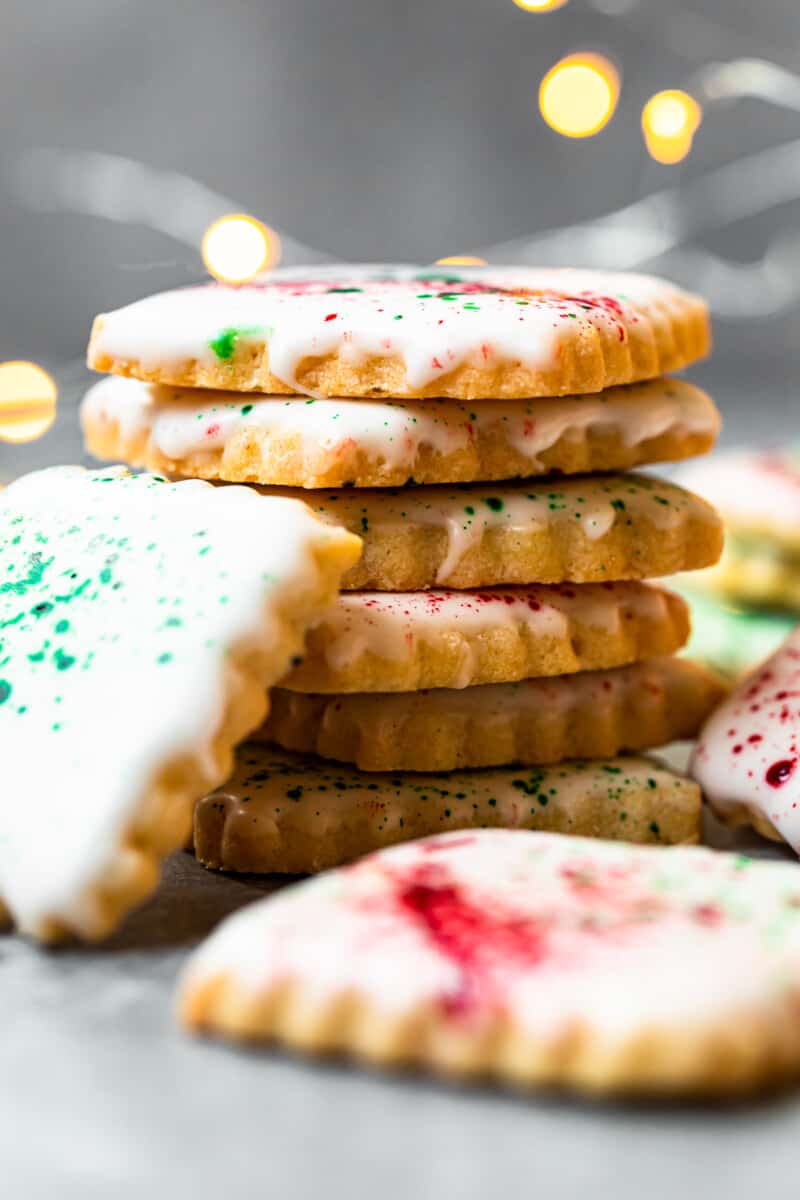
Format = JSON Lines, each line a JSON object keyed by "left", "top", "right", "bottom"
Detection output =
{"left": 201, "top": 214, "right": 281, "bottom": 284}
{"left": 539, "top": 54, "right": 620, "bottom": 138}
{"left": 642, "top": 90, "right": 702, "bottom": 164}
{"left": 434, "top": 255, "right": 488, "bottom": 266}
{"left": 0, "top": 362, "right": 57, "bottom": 444}
{"left": 512, "top": 0, "right": 568, "bottom": 12}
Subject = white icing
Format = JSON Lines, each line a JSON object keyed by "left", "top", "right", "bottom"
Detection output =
{"left": 0, "top": 466, "right": 356, "bottom": 936}
{"left": 81, "top": 376, "right": 719, "bottom": 483}
{"left": 205, "top": 746, "right": 693, "bottom": 840}
{"left": 90, "top": 265, "right": 702, "bottom": 395}
{"left": 181, "top": 829, "right": 800, "bottom": 1037}
{"left": 692, "top": 629, "right": 800, "bottom": 852}
{"left": 678, "top": 449, "right": 800, "bottom": 544}
{"left": 301, "top": 584, "right": 675, "bottom": 679}
{"left": 292, "top": 476, "right": 707, "bottom": 584}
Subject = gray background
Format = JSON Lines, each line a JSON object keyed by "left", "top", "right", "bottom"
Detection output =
{"left": 3, "top": 2, "right": 800, "bottom": 1196}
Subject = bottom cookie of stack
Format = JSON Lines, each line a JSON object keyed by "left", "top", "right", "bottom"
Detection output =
{"left": 194, "top": 746, "right": 702, "bottom": 874}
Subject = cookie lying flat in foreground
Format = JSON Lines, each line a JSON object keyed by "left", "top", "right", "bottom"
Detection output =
{"left": 280, "top": 583, "right": 690, "bottom": 693}
{"left": 193, "top": 746, "right": 701, "bottom": 874}
{"left": 81, "top": 375, "right": 720, "bottom": 490}
{"left": 262, "top": 656, "right": 726, "bottom": 772}
{"left": 0, "top": 466, "right": 359, "bottom": 941}
{"left": 178, "top": 829, "right": 800, "bottom": 1097}
{"left": 87, "top": 265, "right": 710, "bottom": 400}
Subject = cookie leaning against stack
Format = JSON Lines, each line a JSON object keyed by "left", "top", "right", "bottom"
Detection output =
{"left": 83, "top": 264, "right": 724, "bottom": 875}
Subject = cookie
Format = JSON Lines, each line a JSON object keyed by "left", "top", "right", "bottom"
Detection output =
{"left": 678, "top": 449, "right": 800, "bottom": 611}
{"left": 81, "top": 376, "right": 721, "bottom": 489}
{"left": 262, "top": 656, "right": 725, "bottom": 771}
{"left": 0, "top": 466, "right": 360, "bottom": 941}
{"left": 281, "top": 583, "right": 689, "bottom": 693}
{"left": 674, "top": 585, "right": 794, "bottom": 679}
{"left": 693, "top": 542, "right": 800, "bottom": 614}
{"left": 288, "top": 473, "right": 723, "bottom": 591}
{"left": 193, "top": 746, "right": 702, "bottom": 874}
{"left": 178, "top": 829, "right": 800, "bottom": 1097}
{"left": 679, "top": 448, "right": 800, "bottom": 552}
{"left": 692, "top": 629, "right": 800, "bottom": 849}
{"left": 87, "top": 265, "right": 710, "bottom": 400}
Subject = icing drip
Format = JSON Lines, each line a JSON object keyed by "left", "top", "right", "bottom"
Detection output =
{"left": 82, "top": 376, "right": 718, "bottom": 481}
{"left": 90, "top": 265, "right": 702, "bottom": 395}
{"left": 310, "top": 584, "right": 673, "bottom": 676}
{"left": 290, "top": 476, "right": 708, "bottom": 583}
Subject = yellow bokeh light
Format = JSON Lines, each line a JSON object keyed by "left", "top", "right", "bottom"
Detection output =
{"left": 539, "top": 54, "right": 620, "bottom": 138}
{"left": 435, "top": 255, "right": 489, "bottom": 267}
{"left": 513, "top": 0, "right": 568, "bottom": 11}
{"left": 642, "top": 90, "right": 702, "bottom": 164}
{"left": 0, "top": 362, "right": 57, "bottom": 444}
{"left": 201, "top": 214, "right": 281, "bottom": 284}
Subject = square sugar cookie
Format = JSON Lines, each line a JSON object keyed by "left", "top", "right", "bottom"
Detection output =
{"left": 0, "top": 466, "right": 360, "bottom": 940}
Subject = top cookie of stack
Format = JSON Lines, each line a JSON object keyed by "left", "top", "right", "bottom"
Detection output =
{"left": 83, "top": 265, "right": 723, "bottom": 782}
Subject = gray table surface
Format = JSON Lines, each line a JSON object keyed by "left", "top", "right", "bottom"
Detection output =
{"left": 2, "top": 366, "right": 800, "bottom": 1200}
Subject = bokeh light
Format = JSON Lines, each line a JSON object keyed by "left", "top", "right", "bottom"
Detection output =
{"left": 512, "top": 0, "right": 568, "bottom": 12}
{"left": 201, "top": 214, "right": 281, "bottom": 284}
{"left": 539, "top": 54, "right": 620, "bottom": 138}
{"left": 0, "top": 362, "right": 58, "bottom": 444}
{"left": 642, "top": 90, "right": 702, "bottom": 164}
{"left": 435, "top": 255, "right": 489, "bottom": 266}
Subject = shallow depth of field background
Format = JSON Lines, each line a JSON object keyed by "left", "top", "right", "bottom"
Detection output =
{"left": 1, "top": 0, "right": 799, "bottom": 472}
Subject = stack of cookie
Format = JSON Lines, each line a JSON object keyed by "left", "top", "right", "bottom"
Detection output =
{"left": 82, "top": 265, "right": 725, "bottom": 873}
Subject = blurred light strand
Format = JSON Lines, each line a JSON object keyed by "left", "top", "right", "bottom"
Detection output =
{"left": 480, "top": 137, "right": 800, "bottom": 317}
{"left": 11, "top": 148, "right": 327, "bottom": 268}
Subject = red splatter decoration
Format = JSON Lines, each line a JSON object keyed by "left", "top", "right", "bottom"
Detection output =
{"left": 766, "top": 759, "right": 797, "bottom": 788}
{"left": 394, "top": 863, "right": 547, "bottom": 1017}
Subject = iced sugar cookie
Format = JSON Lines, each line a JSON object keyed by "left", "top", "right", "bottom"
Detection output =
{"left": 87, "top": 265, "right": 710, "bottom": 400}
{"left": 694, "top": 542, "right": 800, "bottom": 614}
{"left": 281, "top": 583, "right": 689, "bottom": 693}
{"left": 678, "top": 450, "right": 800, "bottom": 612}
{"left": 0, "top": 466, "right": 360, "bottom": 940}
{"left": 194, "top": 746, "right": 701, "bottom": 874}
{"left": 178, "top": 830, "right": 800, "bottom": 1097}
{"left": 263, "top": 656, "right": 725, "bottom": 771}
{"left": 296, "top": 473, "right": 723, "bottom": 591}
{"left": 81, "top": 376, "right": 720, "bottom": 490}
{"left": 679, "top": 448, "right": 800, "bottom": 552}
{"left": 692, "top": 629, "right": 800, "bottom": 848}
